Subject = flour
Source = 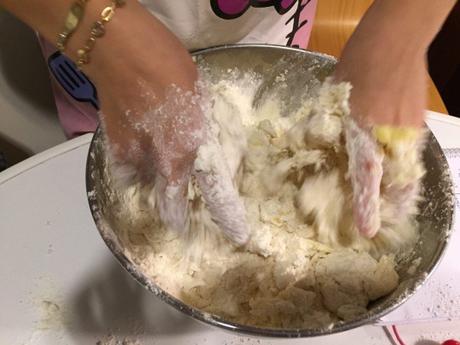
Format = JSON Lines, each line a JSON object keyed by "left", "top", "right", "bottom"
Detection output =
{"left": 108, "top": 71, "right": 423, "bottom": 329}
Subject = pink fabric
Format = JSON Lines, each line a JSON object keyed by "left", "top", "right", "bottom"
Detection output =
{"left": 290, "top": 0, "right": 317, "bottom": 48}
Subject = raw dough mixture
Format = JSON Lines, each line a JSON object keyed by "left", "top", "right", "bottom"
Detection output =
{"left": 110, "top": 71, "right": 422, "bottom": 329}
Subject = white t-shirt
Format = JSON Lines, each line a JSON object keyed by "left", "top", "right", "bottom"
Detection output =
{"left": 139, "top": 0, "right": 318, "bottom": 49}
{"left": 40, "top": 0, "right": 318, "bottom": 137}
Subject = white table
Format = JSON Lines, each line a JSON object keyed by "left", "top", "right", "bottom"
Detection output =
{"left": 1, "top": 112, "right": 460, "bottom": 345}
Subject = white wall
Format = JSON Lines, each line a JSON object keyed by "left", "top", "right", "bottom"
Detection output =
{"left": 0, "top": 9, "right": 66, "bottom": 166}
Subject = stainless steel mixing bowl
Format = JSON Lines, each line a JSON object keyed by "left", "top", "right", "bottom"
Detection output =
{"left": 86, "top": 44, "right": 455, "bottom": 337}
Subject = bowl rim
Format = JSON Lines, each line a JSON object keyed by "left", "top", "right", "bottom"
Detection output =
{"left": 85, "top": 43, "right": 455, "bottom": 337}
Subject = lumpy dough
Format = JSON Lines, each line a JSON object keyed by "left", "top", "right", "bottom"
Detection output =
{"left": 111, "top": 73, "right": 421, "bottom": 329}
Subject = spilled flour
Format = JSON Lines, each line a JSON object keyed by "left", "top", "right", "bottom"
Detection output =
{"left": 108, "top": 71, "right": 423, "bottom": 329}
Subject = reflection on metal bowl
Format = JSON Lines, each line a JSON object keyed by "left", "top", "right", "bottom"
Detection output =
{"left": 86, "top": 44, "right": 454, "bottom": 337}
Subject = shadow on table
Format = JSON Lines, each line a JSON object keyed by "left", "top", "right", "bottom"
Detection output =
{"left": 66, "top": 258, "right": 203, "bottom": 337}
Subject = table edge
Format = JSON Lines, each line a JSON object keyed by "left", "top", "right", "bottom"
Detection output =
{"left": 0, "top": 133, "right": 93, "bottom": 185}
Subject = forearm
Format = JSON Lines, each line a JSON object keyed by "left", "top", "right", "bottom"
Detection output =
{"left": 0, "top": 0, "right": 196, "bottom": 91}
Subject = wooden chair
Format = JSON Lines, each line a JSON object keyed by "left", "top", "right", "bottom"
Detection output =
{"left": 308, "top": 0, "right": 448, "bottom": 114}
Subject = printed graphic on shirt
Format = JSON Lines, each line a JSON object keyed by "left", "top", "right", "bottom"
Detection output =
{"left": 210, "top": 0, "right": 296, "bottom": 19}
{"left": 285, "top": 0, "right": 311, "bottom": 47}
{"left": 210, "top": 0, "right": 314, "bottom": 48}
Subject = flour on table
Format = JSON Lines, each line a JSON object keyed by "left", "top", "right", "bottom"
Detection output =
{"left": 108, "top": 71, "right": 423, "bottom": 329}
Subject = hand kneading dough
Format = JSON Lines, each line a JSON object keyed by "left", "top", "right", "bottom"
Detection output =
{"left": 108, "top": 72, "right": 422, "bottom": 329}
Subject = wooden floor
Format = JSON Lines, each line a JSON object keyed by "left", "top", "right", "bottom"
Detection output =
{"left": 307, "top": 0, "right": 448, "bottom": 114}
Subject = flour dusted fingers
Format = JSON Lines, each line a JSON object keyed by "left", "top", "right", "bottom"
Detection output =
{"left": 344, "top": 118, "right": 384, "bottom": 238}
{"left": 344, "top": 118, "right": 425, "bottom": 238}
{"left": 377, "top": 127, "right": 425, "bottom": 224}
{"left": 194, "top": 141, "right": 249, "bottom": 245}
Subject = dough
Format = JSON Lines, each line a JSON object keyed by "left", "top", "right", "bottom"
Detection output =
{"left": 109, "top": 71, "right": 422, "bottom": 329}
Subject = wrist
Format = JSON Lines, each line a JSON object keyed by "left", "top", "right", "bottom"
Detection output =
{"left": 64, "top": 0, "right": 130, "bottom": 68}
{"left": 65, "top": 0, "right": 196, "bottom": 91}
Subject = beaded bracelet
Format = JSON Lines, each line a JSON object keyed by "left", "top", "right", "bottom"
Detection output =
{"left": 76, "top": 0, "right": 126, "bottom": 67}
{"left": 56, "top": 0, "right": 89, "bottom": 52}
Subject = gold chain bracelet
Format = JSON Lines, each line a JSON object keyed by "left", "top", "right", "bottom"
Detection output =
{"left": 56, "top": 0, "right": 89, "bottom": 52}
{"left": 77, "top": 0, "right": 126, "bottom": 67}
{"left": 76, "top": 0, "right": 126, "bottom": 67}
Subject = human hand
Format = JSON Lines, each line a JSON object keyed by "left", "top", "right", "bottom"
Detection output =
{"left": 333, "top": 11, "right": 428, "bottom": 238}
{"left": 82, "top": 1, "right": 248, "bottom": 243}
